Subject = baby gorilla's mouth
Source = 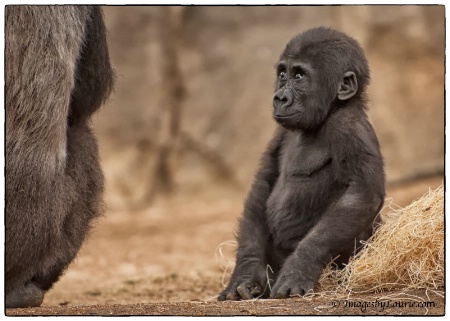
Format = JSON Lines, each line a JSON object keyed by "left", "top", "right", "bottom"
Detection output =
{"left": 274, "top": 112, "right": 300, "bottom": 119}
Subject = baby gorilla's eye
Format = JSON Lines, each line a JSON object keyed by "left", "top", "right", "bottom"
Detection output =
{"left": 295, "top": 72, "right": 305, "bottom": 79}
{"left": 279, "top": 71, "right": 287, "bottom": 80}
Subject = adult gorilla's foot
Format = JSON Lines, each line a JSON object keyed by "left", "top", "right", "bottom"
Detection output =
{"left": 6, "top": 282, "right": 45, "bottom": 308}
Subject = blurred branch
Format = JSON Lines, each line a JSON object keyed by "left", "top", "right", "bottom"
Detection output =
{"left": 177, "top": 130, "right": 243, "bottom": 188}
{"left": 146, "top": 6, "right": 185, "bottom": 200}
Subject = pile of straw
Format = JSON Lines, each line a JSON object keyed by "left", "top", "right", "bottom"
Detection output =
{"left": 318, "top": 184, "right": 444, "bottom": 295}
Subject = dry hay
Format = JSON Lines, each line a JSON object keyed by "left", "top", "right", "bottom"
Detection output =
{"left": 216, "top": 185, "right": 444, "bottom": 301}
{"left": 215, "top": 240, "right": 238, "bottom": 288}
{"left": 317, "top": 184, "right": 444, "bottom": 298}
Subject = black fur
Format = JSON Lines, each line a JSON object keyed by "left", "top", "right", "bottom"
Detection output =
{"left": 219, "top": 27, "right": 385, "bottom": 301}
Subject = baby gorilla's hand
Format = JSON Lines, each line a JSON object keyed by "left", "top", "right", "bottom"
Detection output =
{"left": 270, "top": 254, "right": 321, "bottom": 299}
{"left": 218, "top": 264, "right": 269, "bottom": 301}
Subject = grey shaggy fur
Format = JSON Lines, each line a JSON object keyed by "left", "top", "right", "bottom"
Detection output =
{"left": 6, "top": 5, "right": 113, "bottom": 308}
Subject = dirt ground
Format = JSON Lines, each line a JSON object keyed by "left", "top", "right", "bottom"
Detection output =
{"left": 6, "top": 176, "right": 444, "bottom": 316}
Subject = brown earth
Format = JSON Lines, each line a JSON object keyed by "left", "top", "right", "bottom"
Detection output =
{"left": 6, "top": 290, "right": 445, "bottom": 316}
{"left": 6, "top": 176, "right": 444, "bottom": 316}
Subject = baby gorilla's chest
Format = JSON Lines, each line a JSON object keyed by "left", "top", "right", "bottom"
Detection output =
{"left": 281, "top": 137, "right": 331, "bottom": 179}
{"left": 266, "top": 134, "right": 336, "bottom": 252}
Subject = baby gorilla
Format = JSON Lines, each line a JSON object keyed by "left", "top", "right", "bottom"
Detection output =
{"left": 219, "top": 27, "right": 385, "bottom": 301}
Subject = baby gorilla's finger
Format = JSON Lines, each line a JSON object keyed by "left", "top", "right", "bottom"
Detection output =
{"left": 236, "top": 284, "right": 253, "bottom": 300}
{"left": 251, "top": 285, "right": 262, "bottom": 296}
{"left": 237, "top": 283, "right": 263, "bottom": 300}
{"left": 270, "top": 283, "right": 291, "bottom": 299}
{"left": 225, "top": 291, "right": 239, "bottom": 301}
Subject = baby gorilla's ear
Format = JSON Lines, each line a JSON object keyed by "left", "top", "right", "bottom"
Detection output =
{"left": 337, "top": 71, "right": 358, "bottom": 100}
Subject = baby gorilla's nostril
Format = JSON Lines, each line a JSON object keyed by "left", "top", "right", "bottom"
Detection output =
{"left": 277, "top": 93, "right": 287, "bottom": 102}
{"left": 274, "top": 88, "right": 294, "bottom": 109}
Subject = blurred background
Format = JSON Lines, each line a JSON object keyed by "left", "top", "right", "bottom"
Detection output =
{"left": 95, "top": 5, "right": 444, "bottom": 210}
{"left": 45, "top": 5, "right": 445, "bottom": 305}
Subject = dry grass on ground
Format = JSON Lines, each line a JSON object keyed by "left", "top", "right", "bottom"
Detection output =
{"left": 316, "top": 185, "right": 444, "bottom": 301}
